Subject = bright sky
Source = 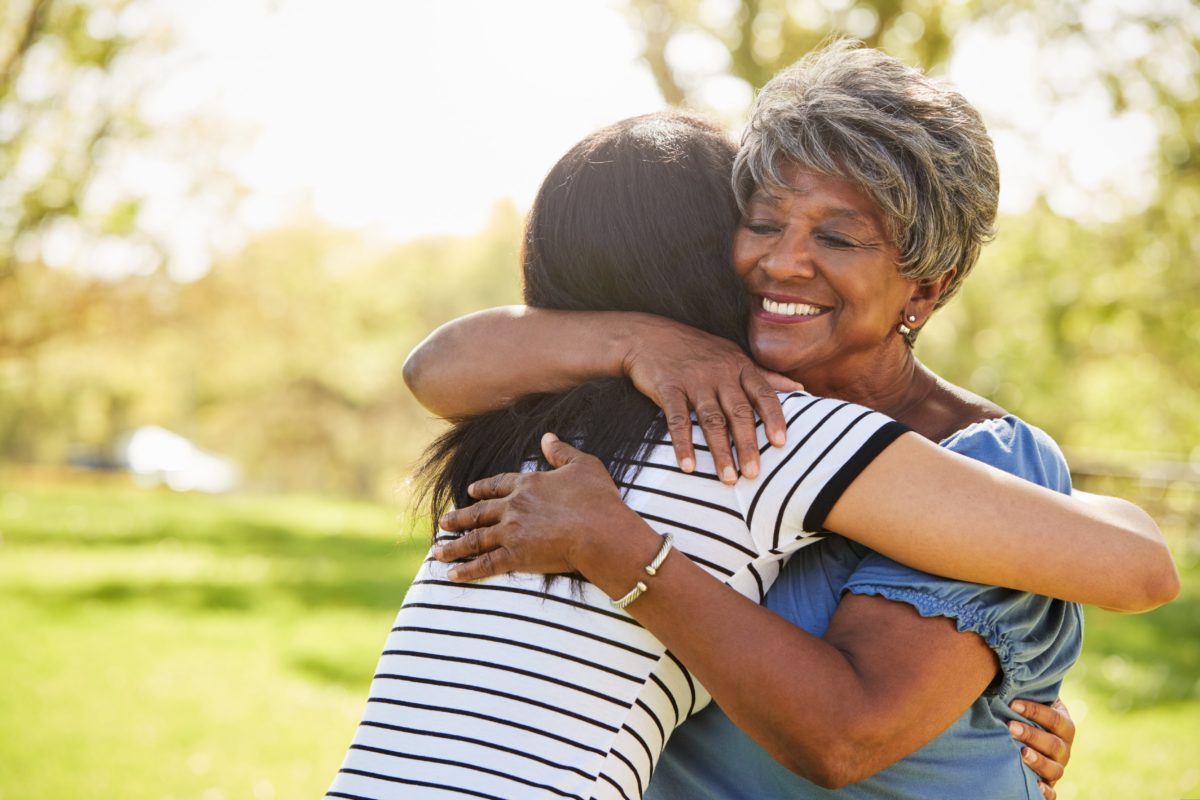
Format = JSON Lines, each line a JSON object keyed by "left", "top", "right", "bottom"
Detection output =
{"left": 148, "top": 0, "right": 663, "bottom": 243}
{"left": 118, "top": 0, "right": 1165, "bottom": 278}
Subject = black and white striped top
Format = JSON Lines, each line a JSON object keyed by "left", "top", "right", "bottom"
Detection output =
{"left": 327, "top": 393, "right": 906, "bottom": 800}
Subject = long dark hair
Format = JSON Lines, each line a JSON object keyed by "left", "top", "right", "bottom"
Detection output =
{"left": 417, "top": 111, "right": 749, "bottom": 529}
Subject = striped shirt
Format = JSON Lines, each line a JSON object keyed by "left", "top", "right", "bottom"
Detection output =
{"left": 327, "top": 393, "right": 907, "bottom": 800}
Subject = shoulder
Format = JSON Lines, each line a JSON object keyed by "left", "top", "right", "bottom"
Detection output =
{"left": 939, "top": 414, "right": 1072, "bottom": 494}
{"left": 736, "top": 392, "right": 907, "bottom": 540}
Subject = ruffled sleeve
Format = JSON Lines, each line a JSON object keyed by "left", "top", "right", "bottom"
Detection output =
{"left": 841, "top": 416, "right": 1083, "bottom": 701}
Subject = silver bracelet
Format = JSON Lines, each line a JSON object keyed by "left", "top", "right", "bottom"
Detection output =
{"left": 611, "top": 533, "right": 674, "bottom": 610}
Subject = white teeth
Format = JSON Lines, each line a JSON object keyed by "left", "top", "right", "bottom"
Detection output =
{"left": 762, "top": 297, "right": 822, "bottom": 317}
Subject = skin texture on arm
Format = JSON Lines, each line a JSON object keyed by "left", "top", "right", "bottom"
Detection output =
{"left": 601, "top": 532, "right": 1000, "bottom": 787}
{"left": 824, "top": 434, "right": 1180, "bottom": 612}
{"left": 402, "top": 306, "right": 630, "bottom": 417}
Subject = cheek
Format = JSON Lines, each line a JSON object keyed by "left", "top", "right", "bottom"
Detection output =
{"left": 731, "top": 232, "right": 758, "bottom": 280}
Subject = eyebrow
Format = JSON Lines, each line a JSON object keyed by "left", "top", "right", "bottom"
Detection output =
{"left": 748, "top": 192, "right": 871, "bottom": 224}
{"left": 819, "top": 207, "right": 865, "bottom": 222}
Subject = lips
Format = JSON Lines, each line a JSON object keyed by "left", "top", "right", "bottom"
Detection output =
{"left": 753, "top": 294, "right": 830, "bottom": 322}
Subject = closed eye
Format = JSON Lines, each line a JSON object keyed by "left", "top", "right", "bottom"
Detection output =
{"left": 744, "top": 220, "right": 781, "bottom": 235}
{"left": 817, "top": 233, "right": 860, "bottom": 249}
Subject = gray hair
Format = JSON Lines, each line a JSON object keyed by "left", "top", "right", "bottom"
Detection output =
{"left": 734, "top": 40, "right": 999, "bottom": 334}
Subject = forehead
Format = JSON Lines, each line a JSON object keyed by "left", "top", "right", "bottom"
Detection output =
{"left": 750, "top": 163, "right": 885, "bottom": 227}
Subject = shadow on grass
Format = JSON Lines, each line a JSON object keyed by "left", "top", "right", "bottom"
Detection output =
{"left": 16, "top": 566, "right": 422, "bottom": 615}
{"left": 290, "top": 653, "right": 377, "bottom": 691}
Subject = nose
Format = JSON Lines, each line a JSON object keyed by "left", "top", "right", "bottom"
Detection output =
{"left": 758, "top": 227, "right": 818, "bottom": 281}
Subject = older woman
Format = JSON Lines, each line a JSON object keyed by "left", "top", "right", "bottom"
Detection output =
{"left": 413, "top": 43, "right": 1177, "bottom": 799}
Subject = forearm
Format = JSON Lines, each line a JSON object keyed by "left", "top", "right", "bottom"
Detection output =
{"left": 572, "top": 509, "right": 983, "bottom": 787}
{"left": 825, "top": 434, "right": 1180, "bottom": 611}
{"left": 402, "top": 306, "right": 648, "bottom": 417}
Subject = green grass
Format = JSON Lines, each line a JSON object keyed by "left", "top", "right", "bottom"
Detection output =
{"left": 0, "top": 476, "right": 1196, "bottom": 798}
{"left": 0, "top": 477, "right": 429, "bottom": 800}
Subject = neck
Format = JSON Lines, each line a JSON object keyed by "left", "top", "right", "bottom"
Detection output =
{"left": 795, "top": 343, "right": 928, "bottom": 420}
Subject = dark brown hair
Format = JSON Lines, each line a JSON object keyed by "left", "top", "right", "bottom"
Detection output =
{"left": 418, "top": 111, "right": 748, "bottom": 529}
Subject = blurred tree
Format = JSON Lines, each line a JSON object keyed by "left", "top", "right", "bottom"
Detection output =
{"left": 0, "top": 0, "right": 245, "bottom": 467}
{"left": 1, "top": 0, "right": 143, "bottom": 352}
{"left": 624, "top": 0, "right": 965, "bottom": 117}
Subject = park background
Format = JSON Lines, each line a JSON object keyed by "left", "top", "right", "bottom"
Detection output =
{"left": 1, "top": 0, "right": 1197, "bottom": 797}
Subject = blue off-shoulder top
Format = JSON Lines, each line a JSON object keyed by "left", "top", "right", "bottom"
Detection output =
{"left": 646, "top": 415, "right": 1083, "bottom": 800}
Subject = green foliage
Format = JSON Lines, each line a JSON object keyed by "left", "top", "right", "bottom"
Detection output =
{"left": 920, "top": 203, "right": 1200, "bottom": 453}
{"left": 0, "top": 476, "right": 1195, "bottom": 798}
{"left": 626, "top": 0, "right": 962, "bottom": 107}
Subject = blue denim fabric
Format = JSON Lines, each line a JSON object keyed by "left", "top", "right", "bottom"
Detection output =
{"left": 646, "top": 416, "right": 1083, "bottom": 800}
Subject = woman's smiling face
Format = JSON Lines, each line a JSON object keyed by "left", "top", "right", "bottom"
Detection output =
{"left": 735, "top": 163, "right": 914, "bottom": 386}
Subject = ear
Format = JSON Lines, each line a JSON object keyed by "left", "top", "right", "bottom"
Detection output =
{"left": 904, "top": 268, "right": 956, "bottom": 326}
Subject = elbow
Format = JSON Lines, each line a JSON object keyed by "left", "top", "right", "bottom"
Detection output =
{"left": 401, "top": 347, "right": 426, "bottom": 397}
{"left": 776, "top": 729, "right": 876, "bottom": 790}
{"left": 402, "top": 338, "right": 451, "bottom": 417}
{"left": 790, "top": 744, "right": 870, "bottom": 790}
{"left": 1141, "top": 555, "right": 1181, "bottom": 611}
{"left": 1113, "top": 544, "right": 1181, "bottom": 613}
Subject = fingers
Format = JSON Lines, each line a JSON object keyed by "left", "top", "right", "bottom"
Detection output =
{"left": 1048, "top": 698, "right": 1076, "bottom": 744}
{"left": 719, "top": 384, "right": 761, "bottom": 480}
{"left": 660, "top": 385, "right": 697, "bottom": 474}
{"left": 1012, "top": 698, "right": 1076, "bottom": 752}
{"left": 761, "top": 369, "right": 804, "bottom": 394}
{"left": 1010, "top": 725, "right": 1066, "bottom": 784}
{"left": 744, "top": 368, "right": 788, "bottom": 449}
{"left": 1009, "top": 705, "right": 1069, "bottom": 786}
{"left": 541, "top": 432, "right": 581, "bottom": 468}
{"left": 466, "top": 472, "right": 520, "bottom": 500}
{"left": 439, "top": 499, "right": 505, "bottom": 532}
{"left": 434, "top": 525, "right": 500, "bottom": 562}
{"left": 447, "top": 547, "right": 512, "bottom": 582}
{"left": 1038, "top": 780, "right": 1056, "bottom": 800}
{"left": 694, "top": 392, "right": 737, "bottom": 484}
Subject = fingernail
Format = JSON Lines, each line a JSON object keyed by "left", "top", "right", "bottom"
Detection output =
{"left": 447, "top": 566, "right": 461, "bottom": 581}
{"left": 722, "top": 466, "right": 737, "bottom": 484}
{"left": 1008, "top": 721, "right": 1024, "bottom": 737}
{"left": 743, "top": 461, "right": 759, "bottom": 480}
{"left": 1011, "top": 701, "right": 1026, "bottom": 715}
{"left": 771, "top": 431, "right": 786, "bottom": 447}
{"left": 680, "top": 457, "right": 695, "bottom": 473}
{"left": 1022, "top": 747, "right": 1038, "bottom": 764}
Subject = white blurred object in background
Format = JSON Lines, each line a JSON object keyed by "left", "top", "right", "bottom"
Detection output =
{"left": 120, "top": 426, "right": 239, "bottom": 493}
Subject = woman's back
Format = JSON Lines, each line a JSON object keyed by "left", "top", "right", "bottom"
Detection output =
{"left": 326, "top": 392, "right": 906, "bottom": 800}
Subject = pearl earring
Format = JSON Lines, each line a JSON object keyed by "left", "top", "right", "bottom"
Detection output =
{"left": 899, "top": 313, "right": 918, "bottom": 336}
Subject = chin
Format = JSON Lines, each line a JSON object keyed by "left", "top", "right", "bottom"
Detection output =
{"left": 750, "top": 339, "right": 808, "bottom": 379}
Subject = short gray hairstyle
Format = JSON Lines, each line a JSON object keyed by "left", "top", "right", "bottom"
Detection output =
{"left": 734, "top": 40, "right": 999, "bottom": 332}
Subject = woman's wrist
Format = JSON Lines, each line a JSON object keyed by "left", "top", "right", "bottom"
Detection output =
{"left": 571, "top": 502, "right": 666, "bottom": 601}
{"left": 606, "top": 312, "right": 669, "bottom": 379}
